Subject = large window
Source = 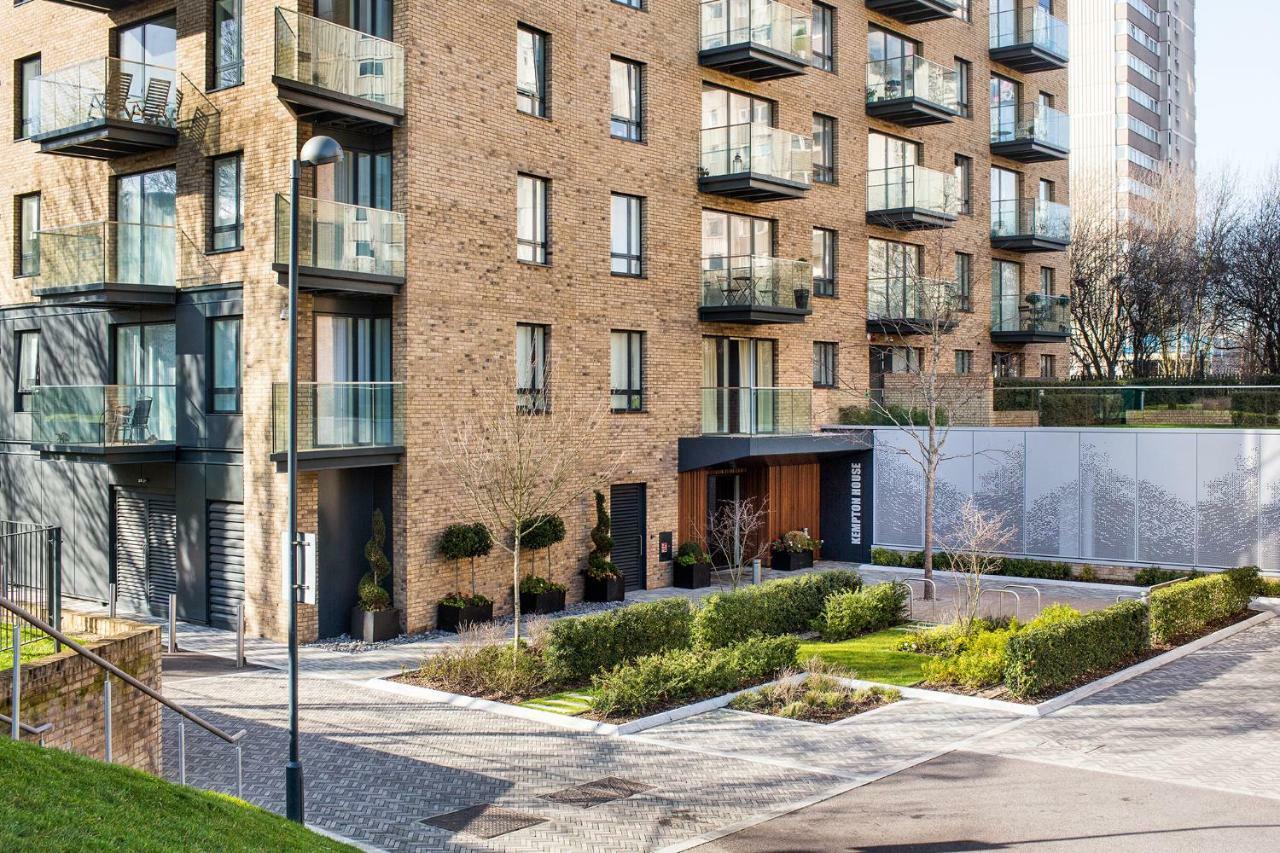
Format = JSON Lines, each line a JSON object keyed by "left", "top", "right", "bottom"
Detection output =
{"left": 17, "top": 193, "right": 40, "bottom": 277}
{"left": 871, "top": 345, "right": 920, "bottom": 375}
{"left": 990, "top": 75, "right": 1021, "bottom": 142}
{"left": 701, "top": 85, "right": 772, "bottom": 131}
{"left": 516, "top": 25, "right": 548, "bottom": 117}
{"left": 609, "top": 57, "right": 643, "bottom": 142}
{"left": 15, "top": 331, "right": 39, "bottom": 414}
{"left": 210, "top": 317, "right": 241, "bottom": 413}
{"left": 991, "top": 259, "right": 1022, "bottom": 331}
{"left": 812, "top": 228, "right": 836, "bottom": 297}
{"left": 813, "top": 342, "right": 837, "bottom": 388}
{"left": 116, "top": 167, "right": 177, "bottom": 286}
{"left": 702, "top": 210, "right": 773, "bottom": 267}
{"left": 211, "top": 0, "right": 243, "bottom": 89}
{"left": 516, "top": 323, "right": 549, "bottom": 411}
{"left": 811, "top": 3, "right": 835, "bottom": 72}
{"left": 16, "top": 55, "right": 40, "bottom": 139}
{"left": 812, "top": 114, "right": 836, "bottom": 184}
{"left": 955, "top": 252, "right": 973, "bottom": 311}
{"left": 954, "top": 58, "right": 972, "bottom": 117}
{"left": 610, "top": 330, "right": 644, "bottom": 412}
{"left": 954, "top": 154, "right": 973, "bottom": 214}
{"left": 211, "top": 154, "right": 242, "bottom": 251}
{"left": 517, "top": 173, "right": 549, "bottom": 264}
{"left": 610, "top": 193, "right": 643, "bottom": 276}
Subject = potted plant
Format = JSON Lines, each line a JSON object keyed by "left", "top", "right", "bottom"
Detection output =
{"left": 437, "top": 522, "right": 494, "bottom": 633}
{"left": 770, "top": 530, "right": 821, "bottom": 572}
{"left": 519, "top": 574, "right": 566, "bottom": 615}
{"left": 351, "top": 509, "right": 400, "bottom": 642}
{"left": 673, "top": 540, "right": 712, "bottom": 589}
{"left": 583, "top": 491, "right": 625, "bottom": 602}
{"left": 520, "top": 513, "right": 566, "bottom": 581}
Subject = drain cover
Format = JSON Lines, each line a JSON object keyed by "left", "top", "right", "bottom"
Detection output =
{"left": 419, "top": 804, "right": 546, "bottom": 839}
{"left": 542, "top": 776, "right": 653, "bottom": 808}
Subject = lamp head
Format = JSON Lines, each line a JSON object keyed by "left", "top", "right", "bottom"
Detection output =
{"left": 299, "top": 135, "right": 344, "bottom": 167}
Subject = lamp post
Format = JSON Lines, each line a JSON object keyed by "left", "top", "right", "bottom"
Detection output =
{"left": 286, "top": 134, "right": 343, "bottom": 824}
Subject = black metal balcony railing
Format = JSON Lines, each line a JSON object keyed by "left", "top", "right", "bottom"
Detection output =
{"left": 700, "top": 386, "right": 812, "bottom": 435}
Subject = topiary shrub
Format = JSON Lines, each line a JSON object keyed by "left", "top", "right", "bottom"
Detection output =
{"left": 584, "top": 491, "right": 621, "bottom": 580}
{"left": 814, "top": 583, "right": 909, "bottom": 641}
{"left": 518, "top": 513, "right": 566, "bottom": 582}
{"left": 542, "top": 598, "right": 694, "bottom": 683}
{"left": 357, "top": 509, "right": 392, "bottom": 612}
{"left": 871, "top": 548, "right": 903, "bottom": 567}
{"left": 439, "top": 522, "right": 493, "bottom": 603}
{"left": 1149, "top": 568, "right": 1257, "bottom": 645}
{"left": 692, "top": 570, "right": 863, "bottom": 649}
{"left": 1003, "top": 600, "right": 1149, "bottom": 698}
{"left": 676, "top": 541, "right": 708, "bottom": 567}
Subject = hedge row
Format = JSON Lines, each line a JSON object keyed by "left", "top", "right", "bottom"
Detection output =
{"left": 871, "top": 548, "right": 1072, "bottom": 580}
{"left": 1148, "top": 567, "right": 1258, "bottom": 645}
{"left": 815, "top": 583, "right": 909, "bottom": 642}
{"left": 590, "top": 635, "right": 799, "bottom": 718}
{"left": 1003, "top": 600, "right": 1150, "bottom": 698}
{"left": 692, "top": 570, "right": 863, "bottom": 649}
{"left": 542, "top": 598, "right": 693, "bottom": 683}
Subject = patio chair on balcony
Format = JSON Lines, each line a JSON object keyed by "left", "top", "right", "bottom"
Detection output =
{"left": 140, "top": 78, "right": 174, "bottom": 125}
{"left": 111, "top": 397, "right": 154, "bottom": 444}
{"left": 90, "top": 70, "right": 135, "bottom": 122}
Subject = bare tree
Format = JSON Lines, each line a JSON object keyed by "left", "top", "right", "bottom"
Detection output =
{"left": 704, "top": 496, "right": 772, "bottom": 591}
{"left": 1219, "top": 168, "right": 1280, "bottom": 374}
{"left": 941, "top": 498, "right": 1014, "bottom": 628}
{"left": 1068, "top": 181, "right": 1129, "bottom": 378}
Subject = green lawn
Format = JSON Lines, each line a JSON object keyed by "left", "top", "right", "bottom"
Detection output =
{"left": 798, "top": 627, "right": 929, "bottom": 686}
{"left": 0, "top": 624, "right": 78, "bottom": 671}
{"left": 519, "top": 689, "right": 595, "bottom": 716}
{"left": 0, "top": 738, "right": 353, "bottom": 852}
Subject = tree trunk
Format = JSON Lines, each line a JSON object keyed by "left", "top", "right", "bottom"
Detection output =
{"left": 511, "top": 537, "right": 522, "bottom": 651}
{"left": 922, "top": 430, "right": 937, "bottom": 601}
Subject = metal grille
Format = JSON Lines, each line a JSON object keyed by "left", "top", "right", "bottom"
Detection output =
{"left": 542, "top": 776, "right": 654, "bottom": 808}
{"left": 419, "top": 804, "right": 546, "bottom": 839}
{"left": 0, "top": 521, "right": 62, "bottom": 657}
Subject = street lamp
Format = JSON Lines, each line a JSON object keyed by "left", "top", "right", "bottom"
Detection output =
{"left": 285, "top": 134, "right": 343, "bottom": 824}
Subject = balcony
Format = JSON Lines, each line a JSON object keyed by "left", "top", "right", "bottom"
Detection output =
{"left": 698, "top": 0, "right": 811, "bottom": 81}
{"left": 273, "top": 8, "right": 404, "bottom": 131}
{"left": 700, "top": 256, "right": 812, "bottom": 325}
{"left": 866, "top": 57, "right": 959, "bottom": 127}
{"left": 273, "top": 196, "right": 406, "bottom": 294}
{"left": 991, "top": 198, "right": 1071, "bottom": 252}
{"left": 271, "top": 382, "right": 404, "bottom": 470}
{"left": 700, "top": 387, "right": 812, "bottom": 436}
{"left": 866, "top": 165, "right": 960, "bottom": 230}
{"left": 41, "top": 0, "right": 144, "bottom": 11}
{"left": 865, "top": 0, "right": 960, "bottom": 25}
{"left": 989, "top": 5, "right": 1069, "bottom": 72}
{"left": 29, "top": 58, "right": 178, "bottom": 159}
{"left": 699, "top": 124, "right": 812, "bottom": 201}
{"left": 32, "top": 385, "right": 175, "bottom": 461}
{"left": 991, "top": 102, "right": 1069, "bottom": 162}
{"left": 34, "top": 221, "right": 178, "bottom": 306}
{"left": 992, "top": 294, "right": 1072, "bottom": 343}
{"left": 867, "top": 277, "right": 961, "bottom": 335}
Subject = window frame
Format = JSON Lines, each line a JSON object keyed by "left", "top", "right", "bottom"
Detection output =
{"left": 610, "top": 193, "right": 644, "bottom": 277}
{"left": 516, "top": 173, "right": 550, "bottom": 265}
{"left": 610, "top": 329, "right": 645, "bottom": 413}
{"left": 954, "top": 252, "right": 973, "bottom": 312}
{"left": 515, "top": 323, "right": 550, "bottom": 412}
{"left": 812, "top": 113, "right": 836, "bottom": 184}
{"left": 1039, "top": 353, "right": 1056, "bottom": 378}
{"left": 811, "top": 2, "right": 836, "bottom": 72}
{"left": 954, "top": 58, "right": 972, "bottom": 118}
{"left": 811, "top": 227, "right": 837, "bottom": 298}
{"left": 609, "top": 56, "right": 643, "bottom": 142}
{"left": 954, "top": 349, "right": 973, "bottom": 375}
{"left": 954, "top": 154, "right": 973, "bottom": 215}
{"left": 15, "top": 330, "right": 40, "bottom": 414}
{"left": 992, "top": 351, "right": 1022, "bottom": 378}
{"left": 209, "top": 152, "right": 243, "bottom": 252}
{"left": 516, "top": 24, "right": 549, "bottom": 118}
{"left": 15, "top": 54, "right": 40, "bottom": 140}
{"left": 611, "top": 0, "right": 644, "bottom": 8}
{"left": 209, "top": 316, "right": 242, "bottom": 414}
{"left": 16, "top": 192, "right": 40, "bottom": 277}
{"left": 812, "top": 341, "right": 837, "bottom": 389}
{"left": 209, "top": 0, "right": 244, "bottom": 91}
{"left": 1040, "top": 266, "right": 1056, "bottom": 296}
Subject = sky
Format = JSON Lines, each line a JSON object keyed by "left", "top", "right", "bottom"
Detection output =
{"left": 1195, "top": 0, "right": 1280, "bottom": 181}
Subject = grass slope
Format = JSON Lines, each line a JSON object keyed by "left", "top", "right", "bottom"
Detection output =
{"left": 798, "top": 627, "right": 929, "bottom": 686}
{"left": 0, "top": 624, "right": 80, "bottom": 670}
{"left": 0, "top": 738, "right": 353, "bottom": 852}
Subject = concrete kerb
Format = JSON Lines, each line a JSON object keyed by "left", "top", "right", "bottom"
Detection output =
{"left": 858, "top": 563, "right": 1146, "bottom": 596}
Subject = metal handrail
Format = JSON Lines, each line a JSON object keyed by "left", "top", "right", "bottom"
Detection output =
{"left": 0, "top": 596, "right": 246, "bottom": 745}
{"left": 0, "top": 711, "right": 52, "bottom": 742}
{"left": 1143, "top": 576, "right": 1189, "bottom": 602}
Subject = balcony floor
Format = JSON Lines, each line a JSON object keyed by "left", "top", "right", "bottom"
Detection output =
{"left": 699, "top": 173, "right": 809, "bottom": 202}
{"left": 41, "top": 0, "right": 141, "bottom": 11}
{"left": 272, "top": 263, "right": 403, "bottom": 296}
{"left": 33, "top": 442, "right": 176, "bottom": 463}
{"left": 989, "top": 45, "right": 1068, "bottom": 74}
{"left": 867, "top": 208, "right": 958, "bottom": 231}
{"left": 865, "top": 0, "right": 959, "bottom": 24}
{"left": 866, "top": 97, "right": 957, "bottom": 128}
{"left": 33, "top": 282, "right": 177, "bottom": 308}
{"left": 271, "top": 445, "right": 405, "bottom": 472}
{"left": 991, "top": 235, "right": 1070, "bottom": 253}
{"left": 991, "top": 329, "right": 1071, "bottom": 344}
{"left": 698, "top": 44, "right": 809, "bottom": 82}
{"left": 867, "top": 317, "right": 958, "bottom": 335}
{"left": 273, "top": 76, "right": 404, "bottom": 132}
{"left": 699, "top": 304, "right": 812, "bottom": 325}
{"left": 990, "top": 138, "right": 1069, "bottom": 163}
{"left": 31, "top": 119, "right": 178, "bottom": 160}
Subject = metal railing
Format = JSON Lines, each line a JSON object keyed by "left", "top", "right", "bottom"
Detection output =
{"left": 989, "top": 4, "right": 1069, "bottom": 60}
{"left": 867, "top": 165, "right": 960, "bottom": 217}
{"left": 272, "top": 382, "right": 404, "bottom": 454}
{"left": 1, "top": 523, "right": 61, "bottom": 661}
{"left": 700, "top": 386, "right": 812, "bottom": 435}
{"left": 701, "top": 256, "right": 812, "bottom": 309}
{"left": 274, "top": 7, "right": 404, "bottom": 109}
{"left": 991, "top": 101, "right": 1069, "bottom": 151}
{"left": 32, "top": 385, "right": 176, "bottom": 449}
{"left": 699, "top": 0, "right": 811, "bottom": 62}
{"left": 868, "top": 276, "right": 961, "bottom": 323}
{"left": 275, "top": 195, "right": 406, "bottom": 279}
{"left": 36, "top": 221, "right": 177, "bottom": 290}
{"left": 991, "top": 198, "right": 1071, "bottom": 244}
{"left": 991, "top": 294, "right": 1072, "bottom": 335}
{"left": 992, "top": 384, "right": 1280, "bottom": 428}
{"left": 700, "top": 122, "right": 813, "bottom": 185}
{"left": 866, "top": 56, "right": 959, "bottom": 112}
{"left": 32, "top": 57, "right": 178, "bottom": 138}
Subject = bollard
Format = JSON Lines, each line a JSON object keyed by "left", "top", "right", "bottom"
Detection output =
{"left": 103, "top": 677, "right": 113, "bottom": 762}
{"left": 109, "top": 582, "right": 116, "bottom": 619}
{"left": 167, "top": 593, "right": 178, "bottom": 654}
{"left": 10, "top": 627, "right": 20, "bottom": 741}
{"left": 235, "top": 602, "right": 245, "bottom": 669}
{"left": 752, "top": 558, "right": 762, "bottom": 585}
{"left": 179, "top": 721, "right": 187, "bottom": 785}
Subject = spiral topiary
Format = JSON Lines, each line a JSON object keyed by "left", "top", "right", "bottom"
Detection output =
{"left": 586, "top": 491, "right": 621, "bottom": 579}
{"left": 358, "top": 508, "right": 392, "bottom": 612}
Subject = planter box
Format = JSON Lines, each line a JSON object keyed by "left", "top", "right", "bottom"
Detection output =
{"left": 673, "top": 561, "right": 712, "bottom": 589}
{"left": 584, "top": 574, "right": 625, "bottom": 602}
{"left": 436, "top": 601, "right": 493, "bottom": 634}
{"left": 519, "top": 588, "right": 566, "bottom": 615}
{"left": 771, "top": 550, "right": 813, "bottom": 572}
{"left": 350, "top": 607, "right": 400, "bottom": 643}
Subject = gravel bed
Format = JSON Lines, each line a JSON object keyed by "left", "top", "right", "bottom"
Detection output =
{"left": 306, "top": 627, "right": 448, "bottom": 654}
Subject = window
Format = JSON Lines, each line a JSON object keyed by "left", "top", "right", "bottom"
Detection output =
{"left": 516, "top": 25, "right": 547, "bottom": 117}
{"left": 516, "top": 323, "right": 549, "bottom": 411}
{"left": 16, "top": 54, "right": 40, "bottom": 139}
{"left": 954, "top": 252, "right": 972, "bottom": 311}
{"left": 612, "top": 0, "right": 643, "bottom": 7}
{"left": 871, "top": 346, "right": 920, "bottom": 375}
{"left": 610, "top": 57, "right": 643, "bottom": 141}
{"left": 954, "top": 155, "right": 973, "bottom": 214}
{"left": 812, "top": 228, "right": 836, "bottom": 297}
{"left": 610, "top": 193, "right": 643, "bottom": 276}
{"left": 702, "top": 210, "right": 773, "bottom": 289}
{"left": 517, "top": 174, "right": 549, "bottom": 264}
{"left": 954, "top": 0, "right": 971, "bottom": 22}
{"left": 211, "top": 0, "right": 243, "bottom": 89}
{"left": 991, "top": 259, "right": 1022, "bottom": 332}
{"left": 812, "top": 114, "right": 836, "bottom": 184}
{"left": 954, "top": 59, "right": 972, "bottom": 117}
{"left": 1039, "top": 353, "right": 1056, "bottom": 378}
{"left": 990, "top": 74, "right": 1020, "bottom": 142}
{"left": 1039, "top": 179, "right": 1055, "bottom": 202}
{"left": 813, "top": 342, "right": 837, "bottom": 388}
{"left": 15, "top": 331, "right": 39, "bottom": 414}
{"left": 610, "top": 330, "right": 644, "bottom": 412}
{"left": 1040, "top": 266, "right": 1056, "bottom": 296}
{"left": 17, "top": 193, "right": 39, "bottom": 277}
{"left": 992, "top": 352, "right": 1022, "bottom": 378}
{"left": 210, "top": 317, "right": 241, "bottom": 413}
{"left": 811, "top": 3, "right": 835, "bottom": 72}
{"left": 954, "top": 350, "right": 973, "bottom": 375}
{"left": 211, "top": 154, "right": 242, "bottom": 251}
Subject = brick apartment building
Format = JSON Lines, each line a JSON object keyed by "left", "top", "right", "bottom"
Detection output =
{"left": 0, "top": 0, "right": 1070, "bottom": 641}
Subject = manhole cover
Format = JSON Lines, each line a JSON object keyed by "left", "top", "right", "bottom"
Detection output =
{"left": 419, "top": 804, "right": 546, "bottom": 839}
{"left": 542, "top": 776, "right": 653, "bottom": 808}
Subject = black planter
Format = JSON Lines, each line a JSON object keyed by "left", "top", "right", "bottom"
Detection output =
{"left": 519, "top": 588, "right": 566, "bottom": 615}
{"left": 673, "top": 561, "right": 712, "bottom": 589}
{"left": 584, "top": 574, "right": 625, "bottom": 602}
{"left": 350, "top": 607, "right": 400, "bottom": 642}
{"left": 771, "top": 550, "right": 813, "bottom": 572}
{"left": 436, "top": 601, "right": 494, "bottom": 634}
{"left": 794, "top": 288, "right": 811, "bottom": 311}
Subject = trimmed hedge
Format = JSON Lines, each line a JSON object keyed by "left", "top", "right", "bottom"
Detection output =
{"left": 590, "top": 635, "right": 800, "bottom": 719}
{"left": 1003, "top": 600, "right": 1150, "bottom": 698}
{"left": 871, "top": 549, "right": 1071, "bottom": 580}
{"left": 692, "top": 570, "right": 863, "bottom": 649}
{"left": 815, "top": 583, "right": 909, "bottom": 641}
{"left": 1134, "top": 567, "right": 1200, "bottom": 586}
{"left": 1149, "top": 567, "right": 1257, "bottom": 645}
{"left": 542, "top": 598, "right": 694, "bottom": 683}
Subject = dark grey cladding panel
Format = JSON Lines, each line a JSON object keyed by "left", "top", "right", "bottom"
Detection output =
{"left": 677, "top": 430, "right": 872, "bottom": 472}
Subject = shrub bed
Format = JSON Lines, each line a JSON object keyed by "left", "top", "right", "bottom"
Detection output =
{"left": 815, "top": 583, "right": 909, "bottom": 642}
{"left": 1149, "top": 567, "right": 1257, "bottom": 645}
{"left": 1134, "top": 567, "right": 1200, "bottom": 586}
{"left": 871, "top": 549, "right": 1071, "bottom": 580}
{"left": 591, "top": 635, "right": 800, "bottom": 719}
{"left": 692, "top": 570, "right": 863, "bottom": 649}
{"left": 1003, "top": 600, "right": 1150, "bottom": 698}
{"left": 542, "top": 598, "right": 693, "bottom": 683}
{"left": 730, "top": 662, "right": 901, "bottom": 723}
{"left": 411, "top": 642, "right": 550, "bottom": 703}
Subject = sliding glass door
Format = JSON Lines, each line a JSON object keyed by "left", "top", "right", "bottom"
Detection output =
{"left": 116, "top": 168, "right": 176, "bottom": 286}
{"left": 314, "top": 314, "right": 392, "bottom": 447}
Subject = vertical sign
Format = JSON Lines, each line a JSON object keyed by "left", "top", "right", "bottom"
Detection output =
{"left": 849, "top": 461, "right": 863, "bottom": 547}
{"left": 658, "top": 531, "right": 673, "bottom": 562}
